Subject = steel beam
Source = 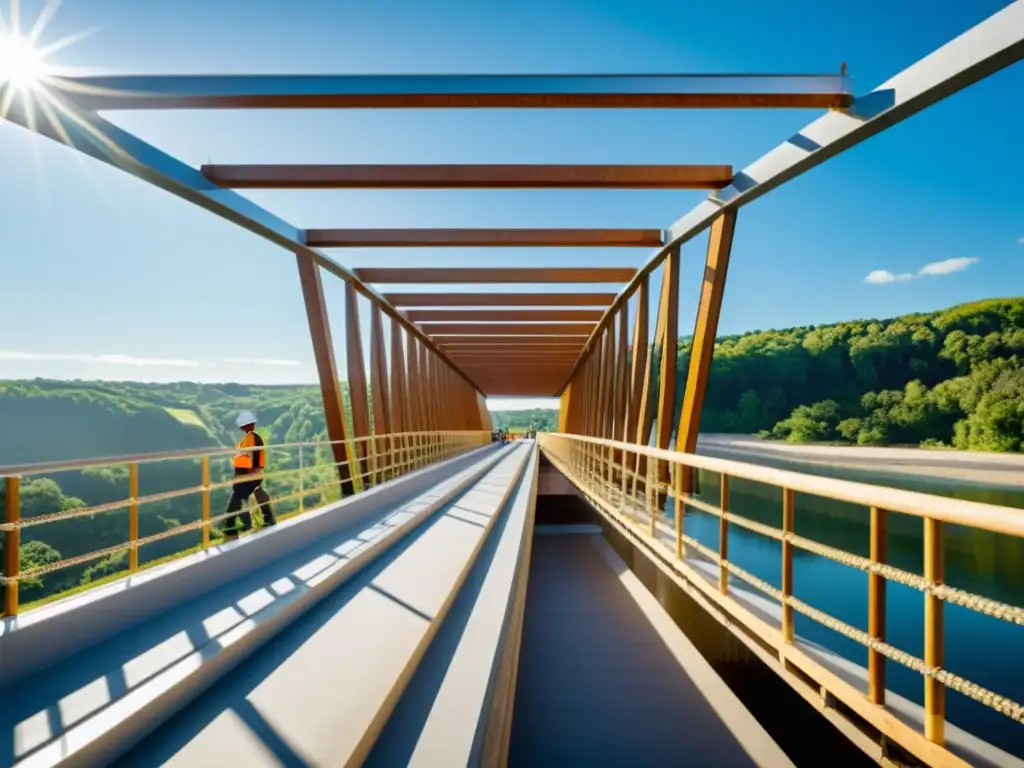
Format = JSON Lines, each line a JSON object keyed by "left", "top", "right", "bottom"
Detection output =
{"left": 0, "top": 94, "right": 484, "bottom": 396}
{"left": 50, "top": 73, "right": 852, "bottom": 111}
{"left": 307, "top": 228, "right": 664, "bottom": 248}
{"left": 558, "top": 1, "right": 1024, "bottom": 393}
{"left": 386, "top": 292, "right": 617, "bottom": 307}
{"left": 358, "top": 268, "right": 636, "bottom": 284}
{"left": 406, "top": 309, "right": 604, "bottom": 323}
{"left": 202, "top": 164, "right": 733, "bottom": 189}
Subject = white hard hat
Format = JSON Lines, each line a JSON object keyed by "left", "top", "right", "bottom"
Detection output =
{"left": 235, "top": 410, "right": 257, "bottom": 428}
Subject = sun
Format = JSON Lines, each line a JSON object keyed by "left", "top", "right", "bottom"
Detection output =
{"left": 0, "top": 32, "right": 47, "bottom": 89}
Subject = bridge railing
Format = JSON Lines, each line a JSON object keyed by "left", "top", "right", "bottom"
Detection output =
{"left": 1, "top": 430, "right": 491, "bottom": 617}
{"left": 539, "top": 432, "right": 1024, "bottom": 768}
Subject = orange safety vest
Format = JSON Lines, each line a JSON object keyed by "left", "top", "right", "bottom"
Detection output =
{"left": 232, "top": 431, "right": 265, "bottom": 471}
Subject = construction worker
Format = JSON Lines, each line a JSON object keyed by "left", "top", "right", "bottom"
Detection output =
{"left": 222, "top": 410, "right": 276, "bottom": 538}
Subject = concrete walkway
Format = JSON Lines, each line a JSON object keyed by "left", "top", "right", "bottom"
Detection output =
{"left": 509, "top": 532, "right": 793, "bottom": 768}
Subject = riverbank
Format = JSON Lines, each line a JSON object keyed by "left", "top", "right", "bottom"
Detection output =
{"left": 696, "top": 434, "right": 1024, "bottom": 491}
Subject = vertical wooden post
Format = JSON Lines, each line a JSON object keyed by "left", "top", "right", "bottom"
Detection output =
{"left": 201, "top": 456, "right": 211, "bottom": 550}
{"left": 781, "top": 487, "right": 795, "bottom": 643}
{"left": 407, "top": 338, "right": 424, "bottom": 468}
{"left": 677, "top": 209, "right": 738, "bottom": 454}
{"left": 671, "top": 462, "right": 679, "bottom": 561}
{"left": 369, "top": 303, "right": 392, "bottom": 483}
{"left": 390, "top": 322, "right": 409, "bottom": 476}
{"left": 655, "top": 247, "right": 680, "bottom": 496}
{"left": 558, "top": 384, "right": 572, "bottom": 433}
{"left": 298, "top": 445, "right": 305, "bottom": 513}
{"left": 719, "top": 474, "right": 730, "bottom": 594}
{"left": 868, "top": 506, "right": 888, "bottom": 704}
{"left": 614, "top": 306, "right": 629, "bottom": 443}
{"left": 3, "top": 476, "right": 20, "bottom": 617}
{"left": 633, "top": 271, "right": 666, "bottom": 500}
{"left": 601, "top": 329, "right": 616, "bottom": 486}
{"left": 128, "top": 462, "right": 140, "bottom": 572}
{"left": 621, "top": 285, "right": 647, "bottom": 505}
{"left": 295, "top": 253, "right": 354, "bottom": 495}
{"left": 344, "top": 284, "right": 372, "bottom": 488}
{"left": 924, "top": 517, "right": 945, "bottom": 745}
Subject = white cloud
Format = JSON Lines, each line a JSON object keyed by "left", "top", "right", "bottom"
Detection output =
{"left": 864, "top": 257, "right": 979, "bottom": 285}
{"left": 864, "top": 270, "right": 914, "bottom": 284}
{"left": 1018, "top": 235, "right": 1024, "bottom": 245}
{"left": 917, "top": 257, "right": 978, "bottom": 276}
{"left": 221, "top": 358, "right": 303, "bottom": 367}
{"left": 0, "top": 351, "right": 200, "bottom": 367}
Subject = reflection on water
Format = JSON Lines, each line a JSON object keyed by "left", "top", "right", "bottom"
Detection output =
{"left": 672, "top": 465, "right": 1024, "bottom": 758}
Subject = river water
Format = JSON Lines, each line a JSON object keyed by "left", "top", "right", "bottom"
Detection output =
{"left": 678, "top": 454, "right": 1024, "bottom": 758}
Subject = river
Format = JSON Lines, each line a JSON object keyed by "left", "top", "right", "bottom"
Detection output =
{"left": 679, "top": 437, "right": 1024, "bottom": 758}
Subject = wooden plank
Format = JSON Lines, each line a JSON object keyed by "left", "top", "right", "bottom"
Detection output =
{"left": 386, "top": 293, "right": 617, "bottom": 307}
{"left": 676, "top": 209, "right": 737, "bottom": 453}
{"left": 421, "top": 323, "right": 596, "bottom": 336}
{"left": 407, "top": 309, "right": 604, "bottom": 323}
{"left": 295, "top": 253, "right": 354, "bottom": 494}
{"left": 345, "top": 284, "right": 372, "bottom": 483}
{"left": 359, "top": 268, "right": 636, "bottom": 284}
{"left": 307, "top": 228, "right": 664, "bottom": 248}
{"left": 202, "top": 164, "right": 733, "bottom": 190}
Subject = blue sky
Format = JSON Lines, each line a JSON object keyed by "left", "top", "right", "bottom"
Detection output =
{"left": 0, "top": 0, "right": 1021, "bottom": 411}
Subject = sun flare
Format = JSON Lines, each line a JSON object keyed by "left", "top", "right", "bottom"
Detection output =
{"left": 0, "top": 31, "right": 46, "bottom": 88}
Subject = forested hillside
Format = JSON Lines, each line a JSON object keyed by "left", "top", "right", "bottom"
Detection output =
{"left": 491, "top": 408, "right": 557, "bottom": 432}
{"left": 687, "top": 297, "right": 1024, "bottom": 451}
{"left": 0, "top": 379, "right": 353, "bottom": 606}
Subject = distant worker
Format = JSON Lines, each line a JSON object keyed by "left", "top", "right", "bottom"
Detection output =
{"left": 223, "top": 410, "right": 276, "bottom": 538}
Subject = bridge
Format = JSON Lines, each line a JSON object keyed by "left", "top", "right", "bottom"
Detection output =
{"left": 1, "top": 4, "right": 1023, "bottom": 766}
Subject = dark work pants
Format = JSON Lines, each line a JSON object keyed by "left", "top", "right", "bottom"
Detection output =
{"left": 225, "top": 478, "right": 275, "bottom": 532}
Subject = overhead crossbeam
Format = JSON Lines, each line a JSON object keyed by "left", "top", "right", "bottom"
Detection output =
{"left": 358, "top": 268, "right": 636, "bottom": 284}
{"left": 54, "top": 74, "right": 853, "bottom": 111}
{"left": 419, "top": 323, "right": 596, "bottom": 336}
{"left": 407, "top": 309, "right": 603, "bottom": 323}
{"left": 201, "top": 164, "right": 733, "bottom": 189}
{"left": 438, "top": 342, "right": 589, "bottom": 350}
{"left": 307, "top": 228, "right": 664, "bottom": 248}
{"left": 386, "top": 293, "right": 617, "bottom": 307}
{"left": 447, "top": 350, "right": 581, "bottom": 359}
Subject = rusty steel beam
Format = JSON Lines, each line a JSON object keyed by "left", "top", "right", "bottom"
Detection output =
{"left": 307, "top": 228, "right": 664, "bottom": 248}
{"left": 201, "top": 164, "right": 733, "bottom": 189}
{"left": 407, "top": 309, "right": 604, "bottom": 323}
{"left": 358, "top": 268, "right": 636, "bottom": 284}
{"left": 386, "top": 292, "right": 618, "bottom": 307}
